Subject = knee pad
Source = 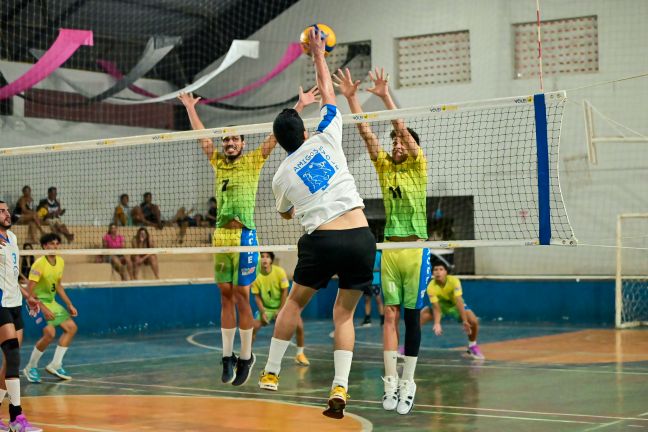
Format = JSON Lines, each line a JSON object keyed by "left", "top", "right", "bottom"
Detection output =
{"left": 1, "top": 339, "right": 20, "bottom": 379}
{"left": 403, "top": 308, "right": 422, "bottom": 357}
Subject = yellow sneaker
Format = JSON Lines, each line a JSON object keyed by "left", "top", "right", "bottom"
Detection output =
{"left": 295, "top": 352, "right": 310, "bottom": 366}
{"left": 323, "top": 385, "right": 349, "bottom": 419}
{"left": 258, "top": 371, "right": 279, "bottom": 391}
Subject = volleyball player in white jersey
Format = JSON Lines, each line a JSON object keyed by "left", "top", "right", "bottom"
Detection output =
{"left": 0, "top": 201, "right": 41, "bottom": 432}
{"left": 257, "top": 28, "right": 376, "bottom": 419}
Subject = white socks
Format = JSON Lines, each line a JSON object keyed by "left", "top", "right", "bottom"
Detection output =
{"left": 239, "top": 328, "right": 253, "bottom": 360}
{"left": 402, "top": 356, "right": 418, "bottom": 381}
{"left": 332, "top": 350, "right": 353, "bottom": 390}
{"left": 468, "top": 340, "right": 477, "bottom": 347}
{"left": 296, "top": 346, "right": 304, "bottom": 356}
{"left": 27, "top": 347, "right": 44, "bottom": 369}
{"left": 384, "top": 350, "right": 398, "bottom": 378}
{"left": 5, "top": 379, "right": 19, "bottom": 406}
{"left": 51, "top": 346, "right": 68, "bottom": 368}
{"left": 221, "top": 328, "right": 236, "bottom": 357}
{"left": 265, "top": 338, "right": 290, "bottom": 375}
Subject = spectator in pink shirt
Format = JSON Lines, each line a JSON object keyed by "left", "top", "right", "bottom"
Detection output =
{"left": 102, "top": 223, "right": 133, "bottom": 280}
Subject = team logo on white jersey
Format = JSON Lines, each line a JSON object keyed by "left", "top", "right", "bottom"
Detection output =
{"left": 296, "top": 152, "right": 336, "bottom": 193}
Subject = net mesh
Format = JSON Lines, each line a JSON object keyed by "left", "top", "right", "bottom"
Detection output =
{"left": 1, "top": 92, "right": 573, "bottom": 256}
{"left": 617, "top": 215, "right": 648, "bottom": 328}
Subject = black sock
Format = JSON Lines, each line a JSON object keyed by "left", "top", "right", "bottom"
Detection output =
{"left": 9, "top": 404, "right": 21, "bottom": 422}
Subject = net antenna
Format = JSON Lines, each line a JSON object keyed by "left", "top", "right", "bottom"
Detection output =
{"left": 615, "top": 213, "right": 648, "bottom": 329}
{"left": 584, "top": 100, "right": 648, "bottom": 165}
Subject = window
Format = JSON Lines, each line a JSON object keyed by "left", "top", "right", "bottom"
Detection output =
{"left": 396, "top": 30, "right": 471, "bottom": 88}
{"left": 514, "top": 15, "right": 598, "bottom": 79}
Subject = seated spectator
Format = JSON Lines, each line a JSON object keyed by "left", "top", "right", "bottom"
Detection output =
{"left": 37, "top": 186, "right": 74, "bottom": 243}
{"left": 113, "top": 193, "right": 132, "bottom": 226}
{"left": 131, "top": 227, "right": 159, "bottom": 279}
{"left": 19, "top": 243, "right": 35, "bottom": 286}
{"left": 205, "top": 197, "right": 217, "bottom": 227}
{"left": 102, "top": 223, "right": 132, "bottom": 281}
{"left": 132, "top": 192, "right": 163, "bottom": 229}
{"left": 13, "top": 186, "right": 45, "bottom": 244}
{"left": 172, "top": 207, "right": 202, "bottom": 244}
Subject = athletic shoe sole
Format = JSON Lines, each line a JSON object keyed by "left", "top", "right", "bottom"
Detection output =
{"left": 22, "top": 368, "right": 41, "bottom": 384}
{"left": 45, "top": 366, "right": 71, "bottom": 380}
{"left": 323, "top": 397, "right": 346, "bottom": 419}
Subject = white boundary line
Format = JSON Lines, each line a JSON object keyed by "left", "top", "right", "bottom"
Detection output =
{"left": 43, "top": 378, "right": 648, "bottom": 426}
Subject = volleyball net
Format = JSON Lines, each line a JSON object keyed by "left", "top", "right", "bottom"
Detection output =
{"left": 1, "top": 91, "right": 574, "bottom": 262}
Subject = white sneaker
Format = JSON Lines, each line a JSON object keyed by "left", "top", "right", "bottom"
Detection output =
{"left": 382, "top": 376, "right": 399, "bottom": 410}
{"left": 396, "top": 379, "right": 417, "bottom": 415}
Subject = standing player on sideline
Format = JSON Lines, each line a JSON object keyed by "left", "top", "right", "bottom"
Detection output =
{"left": 23, "top": 233, "right": 79, "bottom": 383}
{"left": 422, "top": 261, "right": 484, "bottom": 359}
{"left": 252, "top": 252, "right": 309, "bottom": 366}
{"left": 335, "top": 67, "right": 430, "bottom": 415}
{"left": 178, "top": 86, "right": 319, "bottom": 386}
{"left": 258, "top": 27, "right": 376, "bottom": 419}
{"left": 0, "top": 201, "right": 41, "bottom": 432}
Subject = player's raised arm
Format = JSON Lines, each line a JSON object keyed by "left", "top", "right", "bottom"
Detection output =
{"left": 368, "top": 67, "right": 419, "bottom": 158}
{"left": 309, "top": 27, "right": 335, "bottom": 106}
{"left": 334, "top": 68, "right": 380, "bottom": 160}
{"left": 177, "top": 92, "right": 214, "bottom": 157}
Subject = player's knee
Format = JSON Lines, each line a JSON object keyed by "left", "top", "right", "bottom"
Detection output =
{"left": 1, "top": 339, "right": 20, "bottom": 379}
{"left": 404, "top": 308, "right": 422, "bottom": 357}
{"left": 43, "top": 326, "right": 56, "bottom": 340}
{"left": 65, "top": 320, "right": 78, "bottom": 334}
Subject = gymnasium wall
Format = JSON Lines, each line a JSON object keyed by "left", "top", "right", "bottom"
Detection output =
{"left": 19, "top": 278, "right": 615, "bottom": 339}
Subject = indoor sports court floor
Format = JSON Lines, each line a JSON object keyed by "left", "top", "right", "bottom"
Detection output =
{"left": 16, "top": 321, "right": 648, "bottom": 432}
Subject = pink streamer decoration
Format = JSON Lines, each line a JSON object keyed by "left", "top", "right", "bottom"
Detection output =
{"left": 0, "top": 29, "right": 94, "bottom": 100}
{"left": 199, "top": 42, "right": 303, "bottom": 103}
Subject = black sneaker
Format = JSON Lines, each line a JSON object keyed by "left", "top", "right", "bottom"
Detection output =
{"left": 221, "top": 355, "right": 237, "bottom": 384}
{"left": 361, "top": 316, "right": 372, "bottom": 327}
{"left": 232, "top": 353, "right": 256, "bottom": 386}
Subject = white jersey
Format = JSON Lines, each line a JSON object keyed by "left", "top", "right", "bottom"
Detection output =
{"left": 0, "top": 230, "right": 22, "bottom": 308}
{"left": 273, "top": 104, "right": 364, "bottom": 234}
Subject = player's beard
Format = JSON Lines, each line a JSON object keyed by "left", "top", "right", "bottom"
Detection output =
{"left": 0, "top": 220, "right": 11, "bottom": 229}
{"left": 225, "top": 149, "right": 242, "bottom": 161}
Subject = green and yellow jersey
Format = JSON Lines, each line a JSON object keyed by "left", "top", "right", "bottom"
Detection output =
{"left": 28, "top": 256, "right": 64, "bottom": 303}
{"left": 427, "top": 275, "right": 462, "bottom": 307}
{"left": 372, "top": 149, "right": 427, "bottom": 239}
{"left": 210, "top": 146, "right": 266, "bottom": 229}
{"left": 251, "top": 264, "right": 289, "bottom": 310}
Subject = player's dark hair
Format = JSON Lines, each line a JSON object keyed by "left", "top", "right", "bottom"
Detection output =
{"left": 120, "top": 193, "right": 129, "bottom": 201}
{"left": 22, "top": 185, "right": 30, "bottom": 193}
{"left": 390, "top": 127, "right": 420, "bottom": 146}
{"left": 47, "top": 186, "right": 57, "bottom": 194}
{"left": 40, "top": 232, "right": 61, "bottom": 246}
{"left": 0, "top": 200, "right": 5, "bottom": 205}
{"left": 432, "top": 260, "right": 449, "bottom": 272}
{"left": 262, "top": 251, "right": 275, "bottom": 262}
{"left": 273, "top": 108, "right": 305, "bottom": 153}
{"left": 143, "top": 192, "right": 152, "bottom": 198}
{"left": 208, "top": 197, "right": 216, "bottom": 204}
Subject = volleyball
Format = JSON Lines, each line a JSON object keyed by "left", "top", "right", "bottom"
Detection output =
{"left": 300, "top": 23, "right": 336, "bottom": 56}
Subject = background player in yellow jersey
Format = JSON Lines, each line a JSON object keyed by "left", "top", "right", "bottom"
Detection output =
{"left": 23, "top": 233, "right": 78, "bottom": 383}
{"left": 422, "top": 261, "right": 484, "bottom": 359}
{"left": 178, "top": 87, "right": 319, "bottom": 386}
{"left": 252, "top": 252, "right": 309, "bottom": 366}
{"left": 336, "top": 67, "right": 430, "bottom": 415}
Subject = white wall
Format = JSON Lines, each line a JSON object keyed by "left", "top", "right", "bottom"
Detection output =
{"left": 1, "top": 0, "right": 647, "bottom": 274}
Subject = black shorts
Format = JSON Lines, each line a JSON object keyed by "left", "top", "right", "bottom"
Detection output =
{"left": 363, "top": 284, "right": 381, "bottom": 297}
{"left": 294, "top": 227, "right": 376, "bottom": 290}
{"left": 0, "top": 306, "right": 24, "bottom": 331}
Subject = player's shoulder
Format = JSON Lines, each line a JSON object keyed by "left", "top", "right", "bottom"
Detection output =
{"left": 447, "top": 275, "right": 461, "bottom": 286}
